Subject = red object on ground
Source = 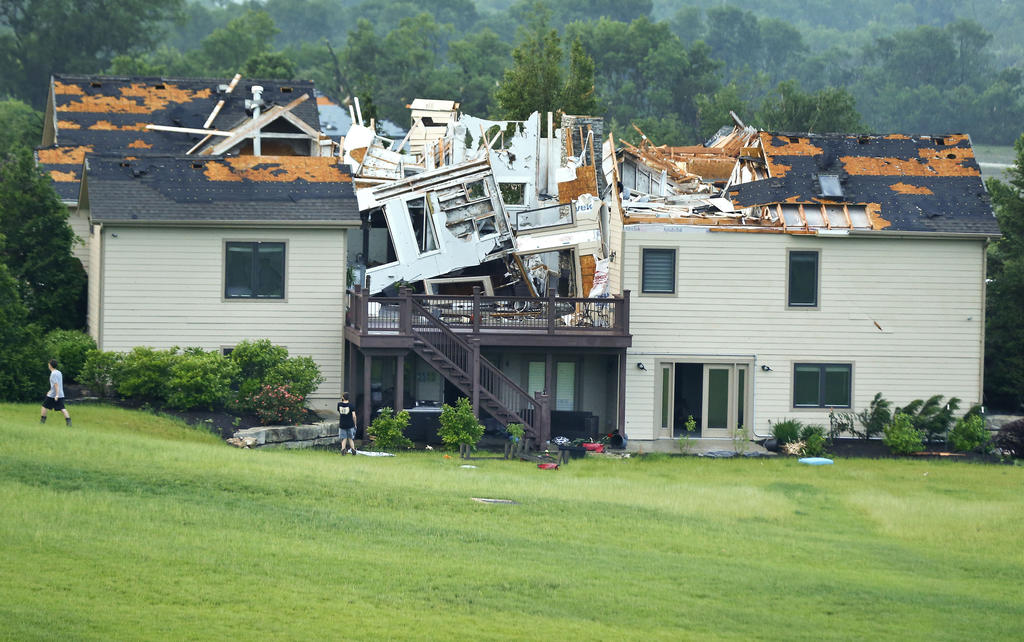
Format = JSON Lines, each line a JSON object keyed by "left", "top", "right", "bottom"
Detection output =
{"left": 537, "top": 463, "right": 559, "bottom": 470}
{"left": 582, "top": 443, "right": 604, "bottom": 453}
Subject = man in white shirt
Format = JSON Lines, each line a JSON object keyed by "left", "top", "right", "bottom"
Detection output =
{"left": 40, "top": 359, "right": 71, "bottom": 427}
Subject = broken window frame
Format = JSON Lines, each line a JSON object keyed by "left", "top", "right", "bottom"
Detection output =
{"left": 498, "top": 182, "right": 526, "bottom": 206}
{"left": 366, "top": 208, "right": 399, "bottom": 268}
{"left": 405, "top": 195, "right": 439, "bottom": 254}
{"left": 511, "top": 201, "right": 575, "bottom": 232}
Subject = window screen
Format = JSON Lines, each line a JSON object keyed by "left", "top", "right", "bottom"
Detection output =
{"left": 642, "top": 248, "right": 676, "bottom": 294}
{"left": 788, "top": 250, "right": 818, "bottom": 307}
{"left": 225, "top": 241, "right": 285, "bottom": 299}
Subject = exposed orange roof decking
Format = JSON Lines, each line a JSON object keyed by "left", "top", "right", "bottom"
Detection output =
{"left": 889, "top": 182, "right": 934, "bottom": 195}
{"left": 36, "top": 145, "right": 93, "bottom": 164}
{"left": 201, "top": 156, "right": 354, "bottom": 183}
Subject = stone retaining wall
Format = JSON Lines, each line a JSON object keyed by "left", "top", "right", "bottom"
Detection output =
{"left": 231, "top": 421, "right": 340, "bottom": 449}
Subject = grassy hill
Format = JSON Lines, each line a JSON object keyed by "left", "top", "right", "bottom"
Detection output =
{"left": 1, "top": 403, "right": 1022, "bottom": 639}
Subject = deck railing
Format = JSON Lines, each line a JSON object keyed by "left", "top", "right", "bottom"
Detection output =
{"left": 347, "top": 287, "right": 630, "bottom": 336}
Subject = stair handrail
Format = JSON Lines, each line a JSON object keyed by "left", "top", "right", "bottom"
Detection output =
{"left": 408, "top": 299, "right": 540, "bottom": 436}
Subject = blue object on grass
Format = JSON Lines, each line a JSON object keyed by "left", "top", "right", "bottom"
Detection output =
{"left": 799, "top": 457, "right": 834, "bottom": 465}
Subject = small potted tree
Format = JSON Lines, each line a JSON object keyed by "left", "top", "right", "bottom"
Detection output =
{"left": 504, "top": 423, "right": 525, "bottom": 459}
{"left": 439, "top": 397, "right": 485, "bottom": 458}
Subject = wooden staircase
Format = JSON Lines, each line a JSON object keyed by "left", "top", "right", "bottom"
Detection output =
{"left": 408, "top": 300, "right": 548, "bottom": 443}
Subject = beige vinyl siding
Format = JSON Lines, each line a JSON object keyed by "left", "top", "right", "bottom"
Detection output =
{"left": 68, "top": 207, "right": 91, "bottom": 274}
{"left": 623, "top": 228, "right": 986, "bottom": 440}
{"left": 98, "top": 226, "right": 347, "bottom": 409}
{"left": 87, "top": 223, "right": 102, "bottom": 342}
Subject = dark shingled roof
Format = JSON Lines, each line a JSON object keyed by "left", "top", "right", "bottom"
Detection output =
{"left": 728, "top": 132, "right": 999, "bottom": 235}
{"left": 85, "top": 156, "right": 359, "bottom": 224}
{"left": 38, "top": 74, "right": 321, "bottom": 200}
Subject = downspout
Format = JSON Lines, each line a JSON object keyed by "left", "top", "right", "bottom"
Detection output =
{"left": 980, "top": 239, "right": 989, "bottom": 407}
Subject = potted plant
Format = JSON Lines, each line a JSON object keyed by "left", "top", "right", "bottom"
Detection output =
{"left": 504, "top": 422, "right": 525, "bottom": 459}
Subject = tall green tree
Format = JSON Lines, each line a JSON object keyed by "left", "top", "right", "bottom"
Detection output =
{"left": 0, "top": 256, "right": 47, "bottom": 401}
{"left": 447, "top": 29, "right": 512, "bottom": 116}
{"left": 0, "top": 0, "right": 184, "bottom": 107}
{"left": 494, "top": 9, "right": 564, "bottom": 122}
{"left": 0, "top": 99, "right": 43, "bottom": 157}
{"left": 756, "top": 80, "right": 864, "bottom": 133}
{"left": 495, "top": 8, "right": 598, "bottom": 127}
{"left": 985, "top": 134, "right": 1024, "bottom": 410}
{"left": 194, "top": 9, "right": 280, "bottom": 76}
{"left": 0, "top": 147, "right": 86, "bottom": 330}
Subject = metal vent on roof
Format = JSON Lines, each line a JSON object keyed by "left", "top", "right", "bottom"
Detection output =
{"left": 818, "top": 174, "right": 843, "bottom": 197}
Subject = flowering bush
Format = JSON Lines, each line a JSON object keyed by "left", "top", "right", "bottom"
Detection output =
{"left": 251, "top": 384, "right": 308, "bottom": 425}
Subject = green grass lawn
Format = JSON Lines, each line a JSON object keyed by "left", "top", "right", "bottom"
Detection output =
{"left": 2, "top": 403, "right": 1022, "bottom": 640}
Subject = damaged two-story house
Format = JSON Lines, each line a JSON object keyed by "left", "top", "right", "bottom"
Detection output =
{"left": 35, "top": 74, "right": 354, "bottom": 408}
{"left": 343, "top": 111, "right": 630, "bottom": 444}
{"left": 606, "top": 130, "right": 999, "bottom": 446}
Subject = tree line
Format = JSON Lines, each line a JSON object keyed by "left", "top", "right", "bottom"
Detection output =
{"left": 2, "top": 0, "right": 1024, "bottom": 409}
{"left": 2, "top": 0, "right": 1023, "bottom": 145}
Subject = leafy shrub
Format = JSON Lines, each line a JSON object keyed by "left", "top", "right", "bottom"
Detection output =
{"left": 80, "top": 350, "right": 123, "bottom": 397}
{"left": 771, "top": 419, "right": 803, "bottom": 445}
{"left": 677, "top": 415, "right": 697, "bottom": 453}
{"left": 506, "top": 423, "right": 525, "bottom": 442}
{"left": 166, "top": 349, "right": 240, "bottom": 411}
{"left": 115, "top": 346, "right": 178, "bottom": 403}
{"left": 438, "top": 397, "right": 484, "bottom": 449}
{"left": 0, "top": 329, "right": 46, "bottom": 402}
{"left": 895, "top": 395, "right": 959, "bottom": 444}
{"left": 43, "top": 329, "right": 96, "bottom": 383}
{"left": 948, "top": 414, "right": 990, "bottom": 453}
{"left": 368, "top": 407, "right": 412, "bottom": 451}
{"left": 265, "top": 355, "right": 324, "bottom": 399}
{"left": 883, "top": 412, "right": 925, "bottom": 455}
{"left": 855, "top": 392, "right": 891, "bottom": 440}
{"left": 799, "top": 424, "right": 828, "bottom": 457}
{"left": 828, "top": 410, "right": 855, "bottom": 440}
{"left": 230, "top": 339, "right": 289, "bottom": 403}
{"left": 994, "top": 418, "right": 1024, "bottom": 458}
{"left": 229, "top": 340, "right": 323, "bottom": 410}
{"left": 251, "top": 384, "right": 308, "bottom": 425}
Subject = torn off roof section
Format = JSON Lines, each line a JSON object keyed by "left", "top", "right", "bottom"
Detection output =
{"left": 728, "top": 132, "right": 998, "bottom": 235}
{"left": 38, "top": 74, "right": 322, "bottom": 199}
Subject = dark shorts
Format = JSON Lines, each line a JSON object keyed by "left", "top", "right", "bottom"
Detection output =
{"left": 42, "top": 396, "right": 66, "bottom": 411}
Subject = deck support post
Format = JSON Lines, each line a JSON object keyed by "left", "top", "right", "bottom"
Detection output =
{"left": 470, "top": 337, "right": 481, "bottom": 418}
{"left": 362, "top": 350, "right": 372, "bottom": 440}
{"left": 395, "top": 352, "right": 405, "bottom": 412}
{"left": 618, "top": 348, "right": 627, "bottom": 436}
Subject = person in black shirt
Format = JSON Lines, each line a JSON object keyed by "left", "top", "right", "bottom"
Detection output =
{"left": 337, "top": 392, "right": 357, "bottom": 455}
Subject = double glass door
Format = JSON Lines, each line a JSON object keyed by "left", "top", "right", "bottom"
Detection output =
{"left": 659, "top": 362, "right": 748, "bottom": 438}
